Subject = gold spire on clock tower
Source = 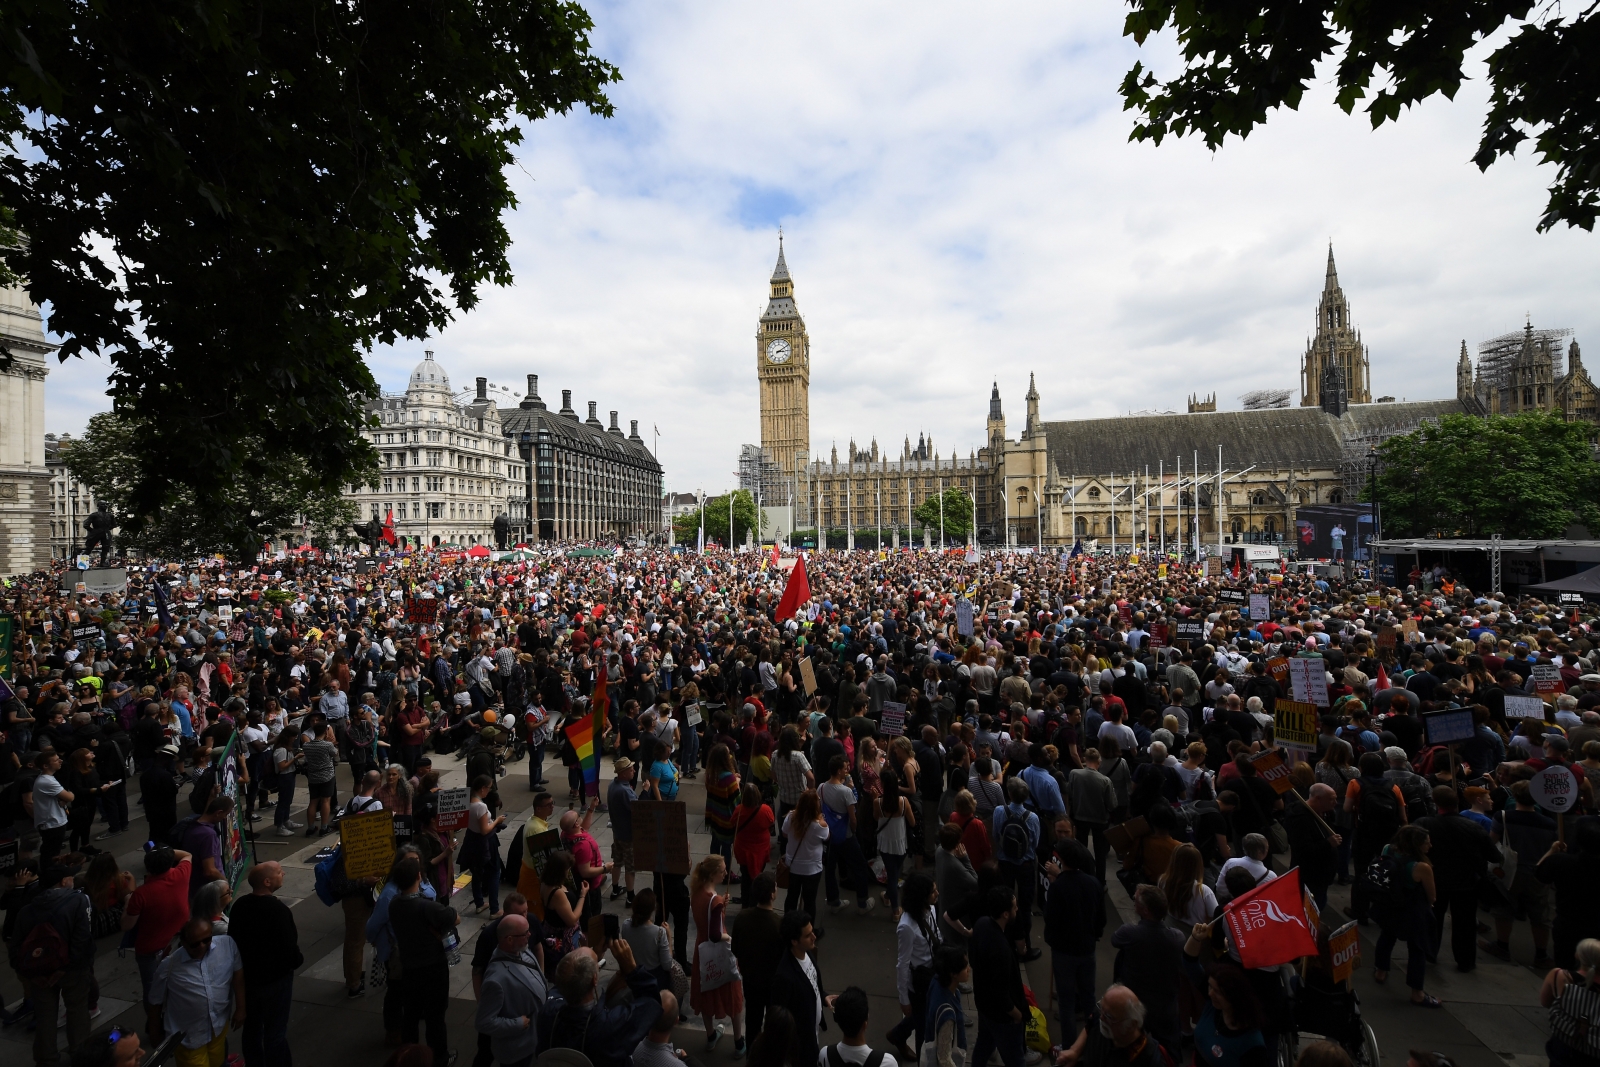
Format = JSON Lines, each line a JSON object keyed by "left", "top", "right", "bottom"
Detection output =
{"left": 757, "top": 234, "right": 811, "bottom": 504}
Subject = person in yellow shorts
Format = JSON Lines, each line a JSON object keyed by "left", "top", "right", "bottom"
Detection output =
{"left": 149, "top": 917, "right": 245, "bottom": 1067}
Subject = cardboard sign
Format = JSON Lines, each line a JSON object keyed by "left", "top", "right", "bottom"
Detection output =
{"left": 1503, "top": 694, "right": 1548, "bottom": 721}
{"left": 1422, "top": 709, "right": 1476, "bottom": 747}
{"left": 406, "top": 597, "right": 440, "bottom": 625}
{"left": 632, "top": 800, "right": 692, "bottom": 875}
{"left": 340, "top": 809, "right": 397, "bottom": 880}
{"left": 1249, "top": 594, "right": 1270, "bottom": 621}
{"left": 1327, "top": 921, "right": 1361, "bottom": 984}
{"left": 435, "top": 786, "right": 469, "bottom": 832}
{"left": 1401, "top": 618, "right": 1419, "bottom": 642}
{"left": 1376, "top": 625, "right": 1396, "bottom": 651}
{"left": 1288, "top": 658, "right": 1330, "bottom": 707}
{"left": 1248, "top": 749, "right": 1295, "bottom": 794}
{"left": 1531, "top": 663, "right": 1565, "bottom": 695}
{"left": 880, "top": 701, "right": 907, "bottom": 737}
{"left": 1204, "top": 557, "right": 1221, "bottom": 577}
{"left": 1274, "top": 699, "right": 1319, "bottom": 753}
{"left": 799, "top": 657, "right": 818, "bottom": 696}
{"left": 1366, "top": 593, "right": 1383, "bottom": 608}
{"left": 1530, "top": 764, "right": 1582, "bottom": 815}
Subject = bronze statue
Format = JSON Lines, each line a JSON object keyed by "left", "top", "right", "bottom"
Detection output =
{"left": 82, "top": 508, "right": 115, "bottom": 565}
{"left": 493, "top": 513, "right": 509, "bottom": 550}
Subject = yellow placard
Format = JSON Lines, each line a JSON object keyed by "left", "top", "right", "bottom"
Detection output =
{"left": 339, "top": 810, "right": 396, "bottom": 881}
{"left": 1274, "top": 698, "right": 1319, "bottom": 751}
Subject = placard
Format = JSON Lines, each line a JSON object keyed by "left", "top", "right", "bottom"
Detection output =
{"left": 435, "top": 786, "right": 469, "bottom": 832}
{"left": 1530, "top": 764, "right": 1581, "bottom": 815}
{"left": 799, "top": 657, "right": 817, "bottom": 696}
{"left": 1503, "top": 694, "right": 1548, "bottom": 721}
{"left": 1274, "top": 699, "right": 1319, "bottom": 752}
{"left": 1175, "top": 619, "right": 1204, "bottom": 643}
{"left": 1147, "top": 623, "right": 1167, "bottom": 650}
{"left": 1288, "top": 658, "right": 1329, "bottom": 707}
{"left": 1531, "top": 663, "right": 1565, "bottom": 695}
{"left": 880, "top": 701, "right": 906, "bottom": 737}
{"left": 1422, "top": 709, "right": 1476, "bottom": 747}
{"left": 1558, "top": 592, "right": 1584, "bottom": 605}
{"left": 1249, "top": 594, "right": 1270, "bottom": 621}
{"left": 0, "top": 837, "right": 17, "bottom": 876}
{"left": 1118, "top": 603, "right": 1133, "bottom": 627}
{"left": 1266, "top": 656, "right": 1291, "bottom": 687}
{"left": 1401, "top": 618, "right": 1419, "bottom": 641}
{"left": 1376, "top": 625, "right": 1396, "bottom": 651}
{"left": 1327, "top": 921, "right": 1361, "bottom": 984}
{"left": 1216, "top": 588, "right": 1246, "bottom": 605}
{"left": 686, "top": 703, "right": 703, "bottom": 727}
{"left": 339, "top": 809, "right": 397, "bottom": 880}
{"left": 955, "top": 598, "right": 974, "bottom": 637}
{"left": 391, "top": 813, "right": 415, "bottom": 845}
{"left": 1204, "top": 557, "right": 1221, "bottom": 577}
{"left": 1248, "top": 749, "right": 1295, "bottom": 794}
{"left": 405, "top": 597, "right": 440, "bottom": 625}
{"left": 632, "top": 800, "right": 691, "bottom": 875}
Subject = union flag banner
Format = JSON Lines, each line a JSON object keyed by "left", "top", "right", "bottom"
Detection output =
{"left": 1222, "top": 867, "right": 1318, "bottom": 969}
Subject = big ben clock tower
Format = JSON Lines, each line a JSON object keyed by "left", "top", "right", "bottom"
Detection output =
{"left": 757, "top": 235, "right": 811, "bottom": 501}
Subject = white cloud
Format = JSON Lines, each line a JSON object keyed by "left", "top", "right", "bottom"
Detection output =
{"left": 43, "top": 1, "right": 1600, "bottom": 492}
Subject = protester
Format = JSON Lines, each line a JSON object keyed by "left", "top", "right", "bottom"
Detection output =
{"left": 149, "top": 918, "right": 246, "bottom": 1067}
{"left": 230, "top": 861, "right": 303, "bottom": 1067}
{"left": 11, "top": 857, "right": 95, "bottom": 1065}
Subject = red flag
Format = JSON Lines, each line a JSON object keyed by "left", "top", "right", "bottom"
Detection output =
{"left": 1231, "top": 554, "right": 1241, "bottom": 579}
{"left": 382, "top": 510, "right": 397, "bottom": 546}
{"left": 771, "top": 542, "right": 781, "bottom": 568}
{"left": 1374, "top": 664, "right": 1390, "bottom": 691}
{"left": 1222, "top": 868, "right": 1318, "bottom": 969}
{"left": 774, "top": 554, "right": 811, "bottom": 622}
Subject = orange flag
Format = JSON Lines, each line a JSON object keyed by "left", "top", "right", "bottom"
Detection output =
{"left": 775, "top": 554, "right": 811, "bottom": 621}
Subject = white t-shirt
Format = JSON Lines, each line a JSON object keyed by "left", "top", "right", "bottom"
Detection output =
{"left": 33, "top": 774, "right": 69, "bottom": 830}
{"left": 819, "top": 1046, "right": 899, "bottom": 1067}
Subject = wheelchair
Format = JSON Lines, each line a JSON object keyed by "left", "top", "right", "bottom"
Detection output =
{"left": 1277, "top": 970, "right": 1382, "bottom": 1067}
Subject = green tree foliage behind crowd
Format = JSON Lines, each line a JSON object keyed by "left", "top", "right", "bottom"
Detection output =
{"left": 0, "top": 0, "right": 618, "bottom": 535}
{"left": 1371, "top": 411, "right": 1600, "bottom": 538}
{"left": 65, "top": 412, "right": 373, "bottom": 559}
{"left": 671, "top": 491, "right": 761, "bottom": 547}
{"left": 913, "top": 488, "right": 974, "bottom": 540}
{"left": 1120, "top": 1, "right": 1600, "bottom": 231}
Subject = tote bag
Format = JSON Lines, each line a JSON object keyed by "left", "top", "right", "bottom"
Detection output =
{"left": 697, "top": 939, "right": 742, "bottom": 993}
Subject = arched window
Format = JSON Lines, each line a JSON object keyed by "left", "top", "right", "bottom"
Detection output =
{"left": 1328, "top": 489, "right": 1344, "bottom": 504}
{"left": 1264, "top": 517, "right": 1277, "bottom": 534}
{"left": 1251, "top": 491, "right": 1267, "bottom": 506}
{"left": 1231, "top": 518, "right": 1243, "bottom": 533}
{"left": 1088, "top": 487, "right": 1100, "bottom": 500}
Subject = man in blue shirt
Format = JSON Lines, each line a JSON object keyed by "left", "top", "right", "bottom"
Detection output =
{"left": 992, "top": 778, "right": 1041, "bottom": 962}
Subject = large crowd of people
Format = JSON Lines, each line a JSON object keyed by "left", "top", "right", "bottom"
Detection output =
{"left": 3, "top": 543, "right": 1600, "bottom": 1067}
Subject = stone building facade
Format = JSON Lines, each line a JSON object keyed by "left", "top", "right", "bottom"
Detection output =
{"left": 1301, "top": 247, "right": 1373, "bottom": 408}
{"left": 499, "top": 376, "right": 663, "bottom": 544}
{"left": 351, "top": 351, "right": 518, "bottom": 548}
{"left": 1457, "top": 322, "right": 1598, "bottom": 428}
{"left": 0, "top": 284, "right": 54, "bottom": 576}
{"left": 44, "top": 433, "right": 98, "bottom": 560}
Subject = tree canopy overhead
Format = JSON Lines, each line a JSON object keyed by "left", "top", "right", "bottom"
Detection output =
{"left": 0, "top": 0, "right": 618, "bottom": 531}
{"left": 1120, "top": 1, "right": 1600, "bottom": 231}
{"left": 1369, "top": 410, "right": 1600, "bottom": 539}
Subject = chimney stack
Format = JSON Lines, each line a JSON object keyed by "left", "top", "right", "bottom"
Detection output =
{"left": 560, "top": 389, "right": 575, "bottom": 416}
{"left": 630, "top": 420, "right": 639, "bottom": 438}
{"left": 608, "top": 410, "right": 620, "bottom": 432}
{"left": 586, "top": 401, "right": 600, "bottom": 424}
{"left": 475, "top": 376, "right": 487, "bottom": 401}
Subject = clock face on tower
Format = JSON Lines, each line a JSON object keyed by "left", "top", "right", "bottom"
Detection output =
{"left": 765, "top": 338, "right": 792, "bottom": 364}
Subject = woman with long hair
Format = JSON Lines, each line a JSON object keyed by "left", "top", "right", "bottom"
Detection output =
{"left": 733, "top": 782, "right": 775, "bottom": 906}
{"left": 773, "top": 725, "right": 815, "bottom": 827}
{"left": 1372, "top": 825, "right": 1442, "bottom": 1007}
{"left": 194, "top": 878, "right": 234, "bottom": 936}
{"left": 1159, "top": 842, "right": 1218, "bottom": 928}
{"left": 875, "top": 767, "right": 916, "bottom": 918}
{"left": 781, "top": 789, "right": 830, "bottom": 923}
{"left": 538, "top": 849, "right": 587, "bottom": 960}
{"left": 82, "top": 851, "right": 136, "bottom": 939}
{"left": 462, "top": 774, "right": 506, "bottom": 915}
{"left": 924, "top": 946, "right": 971, "bottom": 1067}
{"left": 886, "top": 872, "right": 941, "bottom": 1060}
{"left": 704, "top": 743, "right": 741, "bottom": 868}
{"left": 61, "top": 746, "right": 110, "bottom": 855}
{"left": 689, "top": 854, "right": 745, "bottom": 1054}
{"left": 376, "top": 763, "right": 414, "bottom": 815}
{"left": 621, "top": 887, "right": 674, "bottom": 994}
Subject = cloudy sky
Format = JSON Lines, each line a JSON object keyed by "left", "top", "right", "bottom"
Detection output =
{"left": 44, "top": 1, "right": 1600, "bottom": 493}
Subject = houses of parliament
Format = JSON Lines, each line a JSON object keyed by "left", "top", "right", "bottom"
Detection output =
{"left": 744, "top": 240, "right": 1598, "bottom": 548}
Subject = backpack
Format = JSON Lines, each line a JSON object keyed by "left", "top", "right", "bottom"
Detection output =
{"left": 313, "top": 847, "right": 348, "bottom": 907}
{"left": 15, "top": 894, "right": 78, "bottom": 984}
{"left": 1391, "top": 773, "right": 1436, "bottom": 822}
{"left": 828, "top": 1049, "right": 886, "bottom": 1067}
{"left": 167, "top": 813, "right": 206, "bottom": 851}
{"left": 1362, "top": 851, "right": 1413, "bottom": 913}
{"left": 1356, "top": 782, "right": 1402, "bottom": 849}
{"left": 1335, "top": 725, "right": 1370, "bottom": 756}
{"left": 998, "top": 807, "right": 1032, "bottom": 865}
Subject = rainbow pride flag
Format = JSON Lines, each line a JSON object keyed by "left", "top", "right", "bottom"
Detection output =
{"left": 564, "top": 715, "right": 600, "bottom": 797}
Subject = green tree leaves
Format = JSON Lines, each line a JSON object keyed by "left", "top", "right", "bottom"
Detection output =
{"left": 0, "top": 0, "right": 617, "bottom": 527}
{"left": 913, "top": 487, "right": 974, "bottom": 540}
{"left": 1120, "top": 1, "right": 1600, "bottom": 230}
{"left": 671, "top": 491, "right": 762, "bottom": 547}
{"left": 1370, "top": 411, "right": 1600, "bottom": 538}
{"left": 64, "top": 411, "right": 376, "bottom": 560}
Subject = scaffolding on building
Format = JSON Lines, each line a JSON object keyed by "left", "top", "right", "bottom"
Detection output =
{"left": 1240, "top": 388, "right": 1293, "bottom": 410}
{"left": 1475, "top": 326, "right": 1572, "bottom": 393}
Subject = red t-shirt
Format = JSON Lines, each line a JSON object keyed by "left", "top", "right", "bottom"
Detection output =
{"left": 126, "top": 859, "right": 192, "bottom": 956}
{"left": 563, "top": 830, "right": 606, "bottom": 890}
